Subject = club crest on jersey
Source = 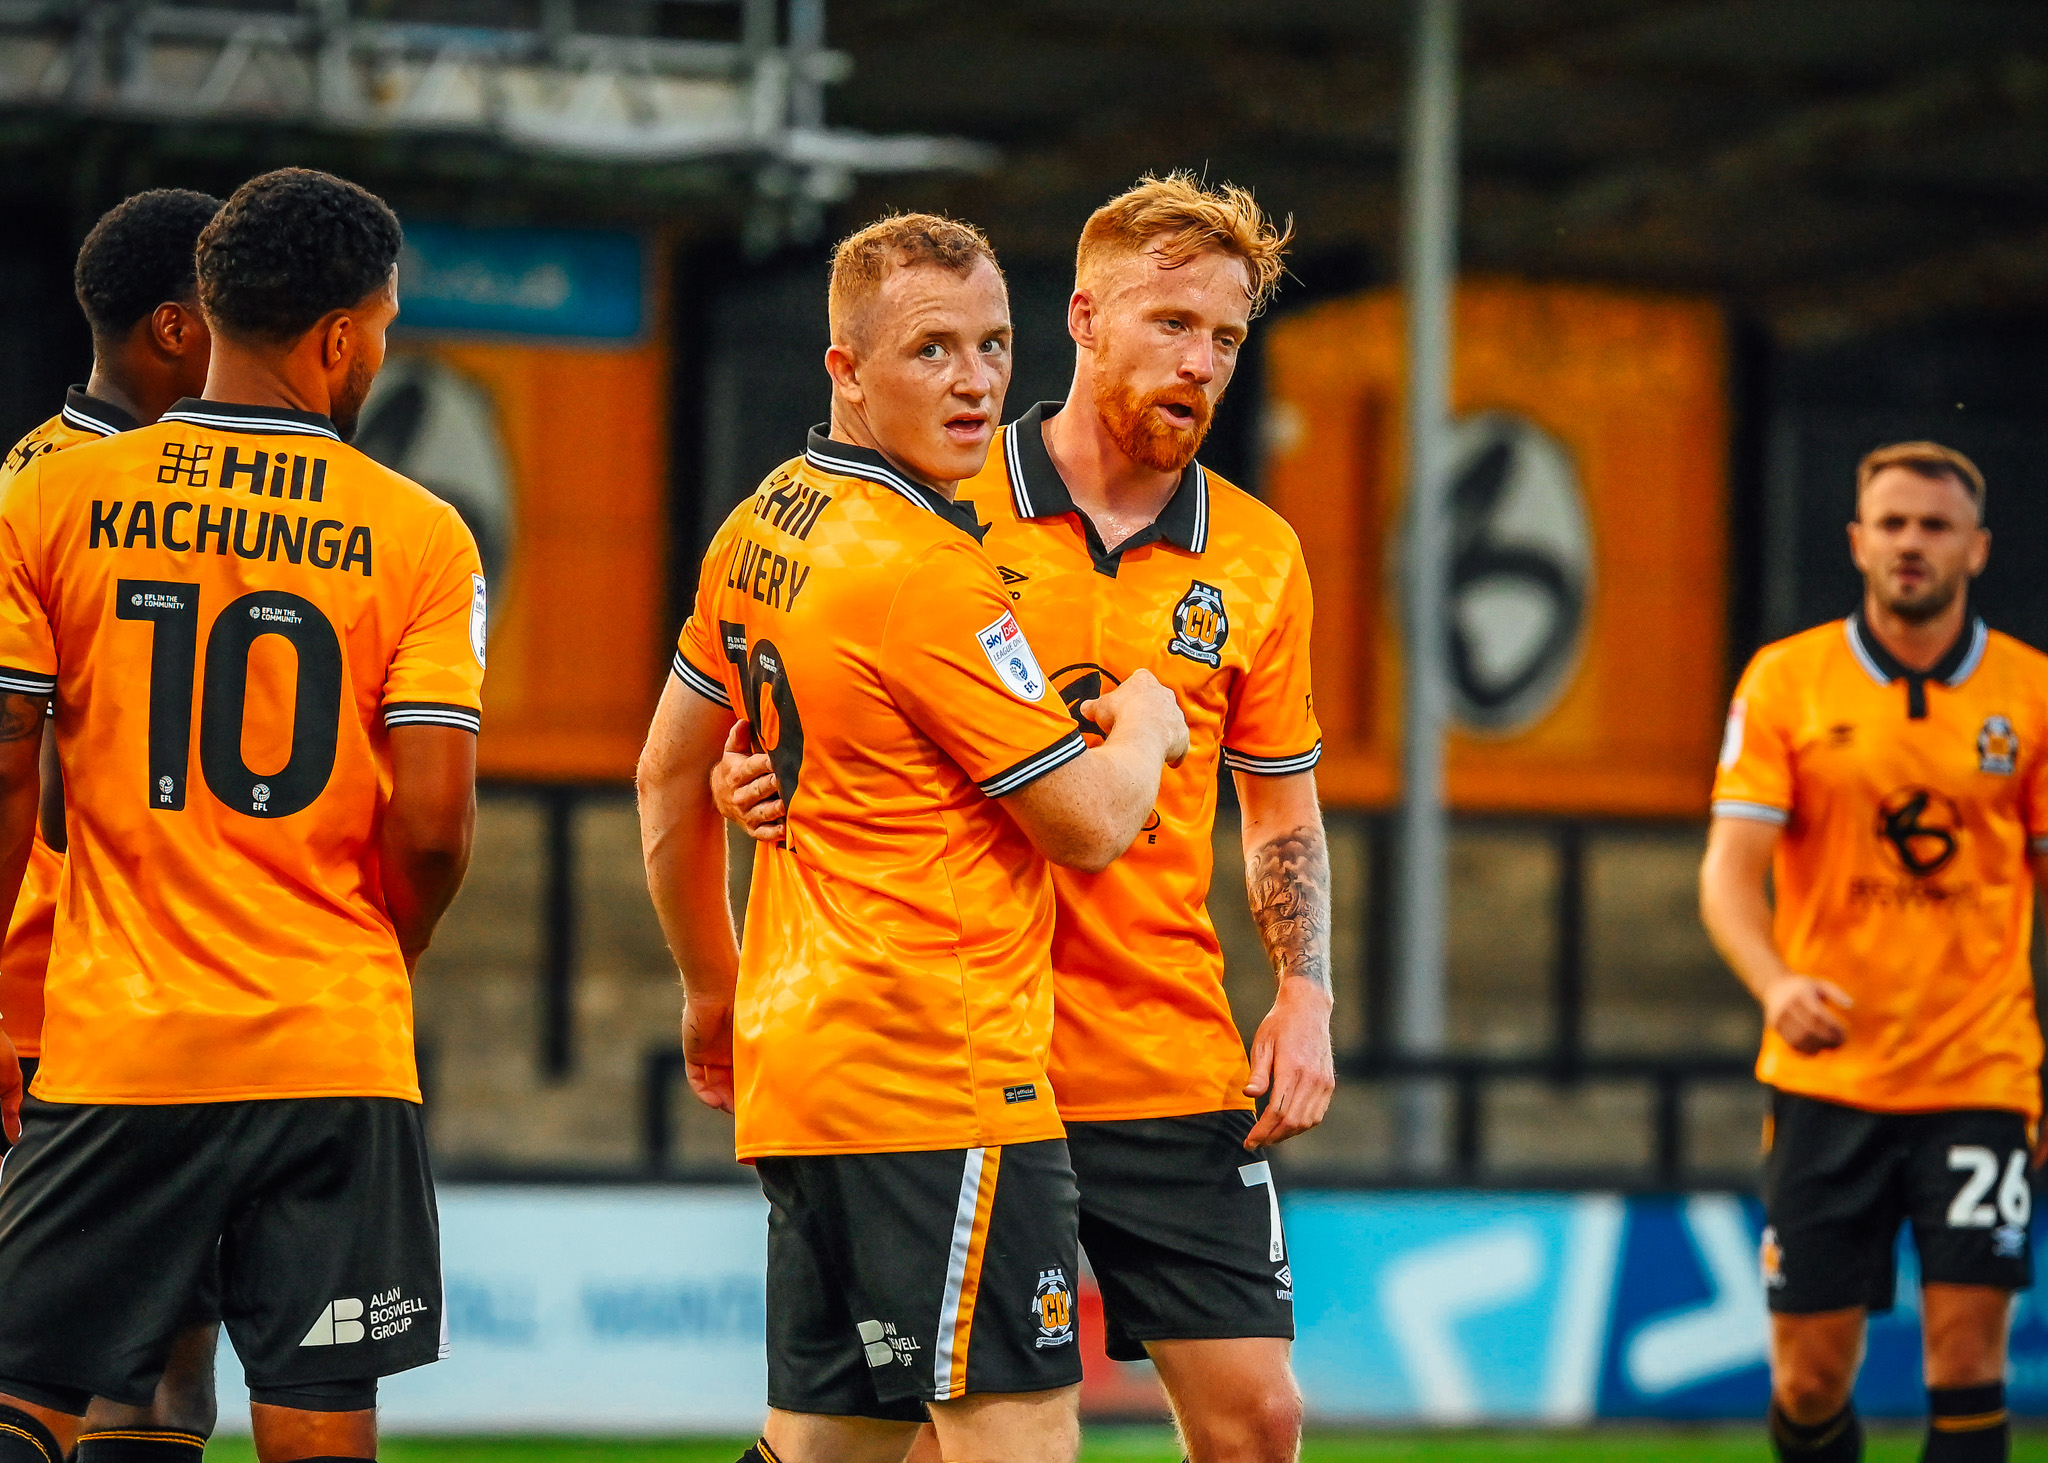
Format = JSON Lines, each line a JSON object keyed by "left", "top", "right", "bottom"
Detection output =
{"left": 1167, "top": 580, "right": 1229, "bottom": 667}
{"left": 977, "top": 610, "right": 1047, "bottom": 701}
{"left": 1032, "top": 1268, "right": 1075, "bottom": 1349}
{"left": 1978, "top": 714, "right": 2017, "bottom": 775}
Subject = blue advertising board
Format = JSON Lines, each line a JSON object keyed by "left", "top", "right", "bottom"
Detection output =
{"left": 397, "top": 222, "right": 645, "bottom": 340}
{"left": 209, "top": 1184, "right": 2048, "bottom": 1430}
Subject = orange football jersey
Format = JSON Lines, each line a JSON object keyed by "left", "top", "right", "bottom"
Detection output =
{"left": 0, "top": 387, "right": 139, "bottom": 1057}
{"left": 674, "top": 430, "right": 1085, "bottom": 1160}
{"left": 1712, "top": 611, "right": 2048, "bottom": 1119}
{"left": 962, "top": 404, "right": 1323, "bottom": 1121}
{"left": 0, "top": 397, "right": 486, "bottom": 1104}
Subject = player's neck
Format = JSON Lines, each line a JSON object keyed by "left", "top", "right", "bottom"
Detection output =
{"left": 200, "top": 344, "right": 336, "bottom": 422}
{"left": 824, "top": 404, "right": 960, "bottom": 500}
{"left": 80, "top": 365, "right": 153, "bottom": 428}
{"left": 1862, "top": 589, "right": 1970, "bottom": 673}
{"left": 84, "top": 331, "right": 181, "bottom": 426}
{"left": 1044, "top": 375, "right": 1180, "bottom": 535}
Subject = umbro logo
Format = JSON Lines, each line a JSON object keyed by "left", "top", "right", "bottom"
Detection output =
{"left": 997, "top": 566, "right": 1028, "bottom": 584}
{"left": 301, "top": 1297, "right": 366, "bottom": 1346}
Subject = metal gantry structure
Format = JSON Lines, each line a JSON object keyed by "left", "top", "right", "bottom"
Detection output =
{"left": 0, "top": 0, "right": 995, "bottom": 240}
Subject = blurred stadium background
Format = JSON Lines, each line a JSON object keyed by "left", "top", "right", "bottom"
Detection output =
{"left": 6, "top": 0, "right": 2048, "bottom": 1450}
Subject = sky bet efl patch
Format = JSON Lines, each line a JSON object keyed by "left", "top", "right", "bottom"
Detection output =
{"left": 977, "top": 610, "right": 1047, "bottom": 701}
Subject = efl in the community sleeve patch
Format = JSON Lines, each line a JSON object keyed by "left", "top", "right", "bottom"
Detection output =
{"left": 469, "top": 573, "right": 488, "bottom": 669}
{"left": 977, "top": 610, "right": 1048, "bottom": 701}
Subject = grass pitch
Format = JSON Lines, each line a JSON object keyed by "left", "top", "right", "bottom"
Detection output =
{"left": 200, "top": 1427, "right": 2048, "bottom": 1461}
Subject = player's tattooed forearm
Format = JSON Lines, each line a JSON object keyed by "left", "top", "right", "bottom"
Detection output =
{"left": 1248, "top": 824, "right": 1332, "bottom": 992}
{"left": 0, "top": 694, "right": 42, "bottom": 744}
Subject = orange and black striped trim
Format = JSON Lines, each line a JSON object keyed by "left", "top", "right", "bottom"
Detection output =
{"left": 0, "top": 1421, "right": 58, "bottom": 1463}
{"left": 1930, "top": 1408, "right": 2008, "bottom": 1433}
{"left": 75, "top": 1434, "right": 206, "bottom": 1448}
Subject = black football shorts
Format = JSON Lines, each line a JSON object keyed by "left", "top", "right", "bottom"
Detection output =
{"left": 0, "top": 1095, "right": 443, "bottom": 1410}
{"left": 1066, "top": 1110, "right": 1296, "bottom": 1362}
{"left": 1761, "top": 1089, "right": 2035, "bottom": 1314}
{"left": 757, "top": 1138, "right": 1083, "bottom": 1421}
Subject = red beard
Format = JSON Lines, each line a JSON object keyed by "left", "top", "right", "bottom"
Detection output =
{"left": 1094, "top": 376, "right": 1213, "bottom": 473}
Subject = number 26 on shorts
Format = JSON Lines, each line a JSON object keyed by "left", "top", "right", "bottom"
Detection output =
{"left": 1947, "top": 1144, "right": 2032, "bottom": 1229}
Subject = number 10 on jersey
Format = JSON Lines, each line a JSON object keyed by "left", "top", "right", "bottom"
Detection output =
{"left": 117, "top": 578, "right": 343, "bottom": 819}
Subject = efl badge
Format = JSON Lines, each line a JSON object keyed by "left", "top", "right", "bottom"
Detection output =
{"left": 1031, "top": 1267, "right": 1075, "bottom": 1350}
{"left": 469, "top": 573, "right": 489, "bottom": 670}
{"left": 1718, "top": 699, "right": 1746, "bottom": 770}
{"left": 977, "top": 610, "right": 1047, "bottom": 701}
{"left": 1167, "top": 580, "right": 1229, "bottom": 667}
{"left": 1978, "top": 714, "right": 2018, "bottom": 775}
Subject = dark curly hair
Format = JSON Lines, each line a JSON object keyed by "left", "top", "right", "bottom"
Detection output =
{"left": 73, "top": 188, "right": 223, "bottom": 341}
{"left": 197, "top": 168, "right": 402, "bottom": 344}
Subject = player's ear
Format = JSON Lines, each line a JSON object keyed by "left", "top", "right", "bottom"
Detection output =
{"left": 1067, "top": 288, "right": 1097, "bottom": 349}
{"left": 152, "top": 300, "right": 205, "bottom": 358}
{"left": 824, "top": 341, "right": 863, "bottom": 403}
{"left": 1846, "top": 518, "right": 1867, "bottom": 573}
{"left": 1970, "top": 525, "right": 1991, "bottom": 576}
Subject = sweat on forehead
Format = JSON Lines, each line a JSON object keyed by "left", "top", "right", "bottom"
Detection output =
{"left": 827, "top": 212, "right": 1003, "bottom": 347}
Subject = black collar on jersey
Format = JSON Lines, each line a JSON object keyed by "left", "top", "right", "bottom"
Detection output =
{"left": 1845, "top": 607, "right": 1987, "bottom": 719}
{"left": 802, "top": 426, "right": 987, "bottom": 542}
{"left": 60, "top": 385, "right": 139, "bottom": 438}
{"left": 160, "top": 398, "right": 341, "bottom": 441}
{"left": 1001, "top": 400, "right": 1210, "bottom": 578}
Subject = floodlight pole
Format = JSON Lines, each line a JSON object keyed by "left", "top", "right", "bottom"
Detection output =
{"left": 1395, "top": 0, "right": 1460, "bottom": 1174}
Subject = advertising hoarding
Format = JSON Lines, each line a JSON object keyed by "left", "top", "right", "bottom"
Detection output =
{"left": 1262, "top": 281, "right": 1730, "bottom": 816}
{"left": 213, "top": 1186, "right": 2048, "bottom": 1429}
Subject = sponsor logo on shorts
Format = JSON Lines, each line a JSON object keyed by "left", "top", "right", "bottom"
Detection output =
{"left": 1032, "top": 1267, "right": 1075, "bottom": 1350}
{"left": 1995, "top": 1222, "right": 2029, "bottom": 1259}
{"left": 1003, "top": 1083, "right": 1037, "bottom": 1104}
{"left": 1275, "top": 1263, "right": 1294, "bottom": 1301}
{"left": 1760, "top": 1225, "right": 1785, "bottom": 1290}
{"left": 299, "top": 1287, "right": 433, "bottom": 1347}
{"left": 857, "top": 1318, "right": 920, "bottom": 1369}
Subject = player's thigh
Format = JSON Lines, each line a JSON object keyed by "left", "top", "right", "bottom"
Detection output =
{"left": 1761, "top": 1091, "right": 1905, "bottom": 1315}
{"left": 1905, "top": 1108, "right": 2034, "bottom": 1299}
{"left": 1146, "top": 1336, "right": 1301, "bottom": 1455}
{"left": 1067, "top": 1112, "right": 1295, "bottom": 1363}
{"left": 755, "top": 1157, "right": 929, "bottom": 1427}
{"left": 760, "top": 1407, "right": 921, "bottom": 1463}
{"left": 1919, "top": 1284, "right": 2014, "bottom": 1387}
{"left": 832, "top": 1139, "right": 1081, "bottom": 1407}
{"left": 219, "top": 1097, "right": 442, "bottom": 1400}
{"left": 0, "top": 1101, "right": 235, "bottom": 1408}
{"left": 925, "top": 1384, "right": 1079, "bottom": 1463}
{"left": 80, "top": 1320, "right": 222, "bottom": 1437}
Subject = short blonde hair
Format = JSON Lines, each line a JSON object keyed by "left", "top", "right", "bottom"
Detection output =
{"left": 828, "top": 212, "right": 1002, "bottom": 347}
{"left": 1075, "top": 172, "right": 1292, "bottom": 316}
{"left": 1857, "top": 440, "right": 1986, "bottom": 516}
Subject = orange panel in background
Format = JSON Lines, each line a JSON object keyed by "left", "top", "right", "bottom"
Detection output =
{"left": 1263, "top": 281, "right": 1729, "bottom": 817}
{"left": 361, "top": 340, "right": 668, "bottom": 782}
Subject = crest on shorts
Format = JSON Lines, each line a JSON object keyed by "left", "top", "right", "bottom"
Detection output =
{"left": 1032, "top": 1267, "right": 1075, "bottom": 1350}
{"left": 1167, "top": 581, "right": 1229, "bottom": 668}
{"left": 1759, "top": 1226, "right": 1785, "bottom": 1290}
{"left": 1995, "top": 1222, "right": 2029, "bottom": 1259}
{"left": 1978, "top": 714, "right": 2018, "bottom": 775}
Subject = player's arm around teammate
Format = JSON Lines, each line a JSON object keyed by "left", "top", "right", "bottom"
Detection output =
{"left": 1702, "top": 443, "right": 2034, "bottom": 1463}
{"left": 639, "top": 215, "right": 1183, "bottom": 1463}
